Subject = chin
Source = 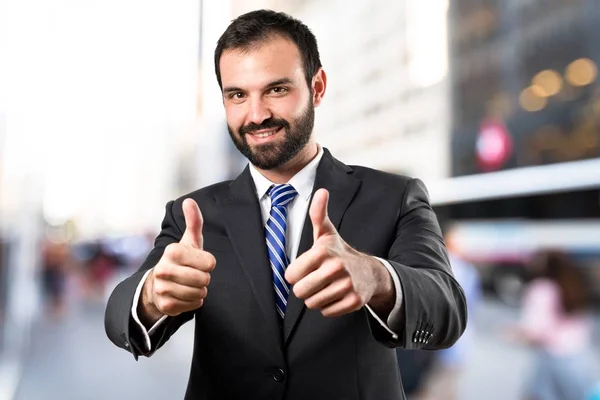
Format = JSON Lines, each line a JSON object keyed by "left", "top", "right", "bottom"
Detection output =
{"left": 250, "top": 140, "right": 279, "bottom": 152}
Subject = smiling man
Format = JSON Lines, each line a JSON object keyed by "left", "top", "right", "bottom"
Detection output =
{"left": 221, "top": 26, "right": 322, "bottom": 180}
{"left": 104, "top": 9, "right": 467, "bottom": 400}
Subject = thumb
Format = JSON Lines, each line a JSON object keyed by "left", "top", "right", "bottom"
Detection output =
{"left": 309, "top": 189, "right": 336, "bottom": 242}
{"left": 180, "top": 198, "right": 204, "bottom": 249}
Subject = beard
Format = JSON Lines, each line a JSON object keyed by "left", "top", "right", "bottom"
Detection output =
{"left": 227, "top": 101, "right": 314, "bottom": 170}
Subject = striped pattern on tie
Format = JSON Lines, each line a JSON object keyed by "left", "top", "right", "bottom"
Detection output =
{"left": 265, "top": 184, "right": 298, "bottom": 320}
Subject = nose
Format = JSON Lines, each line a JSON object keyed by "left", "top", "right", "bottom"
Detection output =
{"left": 247, "top": 97, "right": 272, "bottom": 126}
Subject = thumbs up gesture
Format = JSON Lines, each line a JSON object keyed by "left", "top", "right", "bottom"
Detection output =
{"left": 140, "top": 199, "right": 216, "bottom": 322}
{"left": 285, "top": 189, "right": 394, "bottom": 318}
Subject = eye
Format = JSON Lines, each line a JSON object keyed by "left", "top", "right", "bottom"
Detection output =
{"left": 269, "top": 87, "right": 288, "bottom": 95}
{"left": 229, "top": 92, "right": 246, "bottom": 100}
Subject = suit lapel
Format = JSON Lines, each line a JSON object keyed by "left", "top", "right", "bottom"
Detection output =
{"left": 213, "top": 167, "right": 282, "bottom": 346}
{"left": 283, "top": 149, "right": 361, "bottom": 344}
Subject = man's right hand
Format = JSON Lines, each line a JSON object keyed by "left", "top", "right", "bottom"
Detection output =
{"left": 139, "top": 198, "right": 216, "bottom": 326}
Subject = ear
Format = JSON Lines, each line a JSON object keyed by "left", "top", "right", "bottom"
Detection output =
{"left": 312, "top": 68, "right": 327, "bottom": 107}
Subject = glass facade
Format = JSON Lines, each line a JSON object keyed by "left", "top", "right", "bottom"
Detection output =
{"left": 449, "top": 0, "right": 600, "bottom": 176}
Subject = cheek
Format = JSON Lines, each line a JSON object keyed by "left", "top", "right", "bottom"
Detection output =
{"left": 271, "top": 93, "right": 307, "bottom": 121}
{"left": 224, "top": 104, "right": 246, "bottom": 129}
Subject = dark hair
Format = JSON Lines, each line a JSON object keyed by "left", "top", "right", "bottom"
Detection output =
{"left": 214, "top": 9, "right": 322, "bottom": 90}
{"left": 531, "top": 250, "right": 591, "bottom": 314}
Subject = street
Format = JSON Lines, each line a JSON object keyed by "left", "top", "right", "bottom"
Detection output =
{"left": 13, "top": 300, "right": 194, "bottom": 400}
{"left": 11, "top": 296, "right": 600, "bottom": 400}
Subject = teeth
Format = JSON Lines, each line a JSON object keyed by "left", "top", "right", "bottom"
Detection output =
{"left": 254, "top": 129, "right": 277, "bottom": 138}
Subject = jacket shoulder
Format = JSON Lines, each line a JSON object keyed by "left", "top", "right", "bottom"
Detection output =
{"left": 173, "top": 180, "right": 233, "bottom": 205}
{"left": 347, "top": 165, "right": 433, "bottom": 205}
{"left": 349, "top": 165, "right": 415, "bottom": 189}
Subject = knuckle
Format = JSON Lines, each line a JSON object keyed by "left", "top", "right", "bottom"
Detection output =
{"left": 153, "top": 281, "right": 166, "bottom": 296}
{"left": 327, "top": 258, "right": 344, "bottom": 275}
{"left": 164, "top": 244, "right": 181, "bottom": 260}
{"left": 340, "top": 278, "right": 354, "bottom": 292}
{"left": 158, "top": 297, "right": 176, "bottom": 313}
{"left": 206, "top": 254, "right": 217, "bottom": 271}
{"left": 153, "top": 265, "right": 167, "bottom": 279}
{"left": 199, "top": 272, "right": 211, "bottom": 287}
{"left": 315, "top": 245, "right": 330, "bottom": 259}
{"left": 284, "top": 269, "right": 294, "bottom": 284}
{"left": 198, "top": 287, "right": 208, "bottom": 299}
{"left": 154, "top": 264, "right": 173, "bottom": 280}
{"left": 333, "top": 258, "right": 345, "bottom": 271}
{"left": 349, "top": 294, "right": 362, "bottom": 308}
{"left": 191, "top": 295, "right": 204, "bottom": 308}
{"left": 293, "top": 284, "right": 305, "bottom": 300}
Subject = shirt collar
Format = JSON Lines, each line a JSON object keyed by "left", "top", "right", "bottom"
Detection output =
{"left": 249, "top": 145, "right": 324, "bottom": 202}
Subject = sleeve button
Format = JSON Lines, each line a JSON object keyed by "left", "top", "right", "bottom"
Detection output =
{"left": 272, "top": 368, "right": 285, "bottom": 382}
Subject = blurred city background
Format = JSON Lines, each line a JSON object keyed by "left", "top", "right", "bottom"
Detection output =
{"left": 1, "top": 0, "right": 599, "bottom": 399}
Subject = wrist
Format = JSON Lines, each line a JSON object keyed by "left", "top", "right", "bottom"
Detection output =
{"left": 367, "top": 257, "right": 395, "bottom": 317}
{"left": 139, "top": 270, "right": 163, "bottom": 325}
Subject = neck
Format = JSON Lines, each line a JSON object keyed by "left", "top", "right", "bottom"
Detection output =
{"left": 255, "top": 141, "right": 319, "bottom": 184}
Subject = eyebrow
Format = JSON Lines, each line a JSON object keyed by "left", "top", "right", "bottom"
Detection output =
{"left": 264, "top": 78, "right": 294, "bottom": 89}
{"left": 222, "top": 78, "right": 295, "bottom": 95}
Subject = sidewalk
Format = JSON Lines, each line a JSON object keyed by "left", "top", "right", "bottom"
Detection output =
{"left": 6, "top": 296, "right": 600, "bottom": 400}
{"left": 13, "top": 300, "right": 195, "bottom": 400}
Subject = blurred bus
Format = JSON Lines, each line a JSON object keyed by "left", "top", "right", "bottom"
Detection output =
{"left": 429, "top": 158, "right": 600, "bottom": 305}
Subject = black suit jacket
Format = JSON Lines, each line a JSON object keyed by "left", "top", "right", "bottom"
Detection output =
{"left": 104, "top": 149, "right": 467, "bottom": 400}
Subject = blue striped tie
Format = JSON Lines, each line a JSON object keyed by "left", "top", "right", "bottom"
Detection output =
{"left": 265, "top": 184, "right": 298, "bottom": 320}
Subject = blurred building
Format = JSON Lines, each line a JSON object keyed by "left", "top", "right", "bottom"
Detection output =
{"left": 0, "top": 2, "right": 203, "bottom": 397}
{"left": 2, "top": 2, "right": 203, "bottom": 239}
{"left": 449, "top": 0, "right": 600, "bottom": 177}
{"left": 432, "top": 0, "right": 600, "bottom": 304}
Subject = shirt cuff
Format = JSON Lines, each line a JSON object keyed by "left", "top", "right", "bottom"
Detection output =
{"left": 363, "top": 257, "right": 404, "bottom": 340}
{"left": 131, "top": 269, "right": 168, "bottom": 352}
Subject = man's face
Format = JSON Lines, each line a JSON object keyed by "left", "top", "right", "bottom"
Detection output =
{"left": 219, "top": 36, "right": 315, "bottom": 170}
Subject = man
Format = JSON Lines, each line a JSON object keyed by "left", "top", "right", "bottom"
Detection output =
{"left": 104, "top": 9, "right": 467, "bottom": 400}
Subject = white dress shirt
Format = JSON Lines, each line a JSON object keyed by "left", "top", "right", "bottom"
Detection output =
{"left": 131, "top": 145, "right": 402, "bottom": 352}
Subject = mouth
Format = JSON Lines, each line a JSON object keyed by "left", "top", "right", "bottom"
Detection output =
{"left": 246, "top": 127, "right": 283, "bottom": 143}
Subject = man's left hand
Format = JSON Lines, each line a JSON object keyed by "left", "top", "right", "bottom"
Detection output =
{"left": 285, "top": 189, "right": 395, "bottom": 318}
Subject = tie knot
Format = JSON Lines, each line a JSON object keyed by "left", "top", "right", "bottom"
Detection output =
{"left": 268, "top": 184, "right": 297, "bottom": 208}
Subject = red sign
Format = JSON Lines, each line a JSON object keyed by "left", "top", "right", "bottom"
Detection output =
{"left": 475, "top": 119, "right": 512, "bottom": 171}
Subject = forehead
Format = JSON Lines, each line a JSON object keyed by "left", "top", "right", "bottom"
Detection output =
{"left": 219, "top": 36, "right": 305, "bottom": 89}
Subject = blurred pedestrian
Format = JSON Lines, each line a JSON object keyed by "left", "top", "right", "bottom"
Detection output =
{"left": 415, "top": 222, "right": 482, "bottom": 400}
{"left": 40, "top": 237, "right": 70, "bottom": 319}
{"left": 396, "top": 349, "right": 436, "bottom": 399}
{"left": 507, "top": 250, "right": 599, "bottom": 400}
{"left": 86, "top": 242, "right": 119, "bottom": 301}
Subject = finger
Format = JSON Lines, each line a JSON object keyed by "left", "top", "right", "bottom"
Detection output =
{"left": 180, "top": 198, "right": 204, "bottom": 249}
{"left": 320, "top": 293, "right": 363, "bottom": 318}
{"left": 304, "top": 277, "right": 353, "bottom": 310}
{"left": 285, "top": 245, "right": 329, "bottom": 285}
{"left": 293, "top": 258, "right": 346, "bottom": 300}
{"left": 153, "top": 264, "right": 211, "bottom": 288}
{"left": 154, "top": 293, "right": 204, "bottom": 316}
{"left": 309, "top": 189, "right": 337, "bottom": 242}
{"left": 164, "top": 245, "right": 216, "bottom": 272}
{"left": 154, "top": 279, "right": 208, "bottom": 302}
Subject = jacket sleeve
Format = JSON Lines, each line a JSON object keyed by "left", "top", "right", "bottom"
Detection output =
{"left": 367, "top": 178, "right": 468, "bottom": 350}
{"left": 104, "top": 200, "right": 194, "bottom": 360}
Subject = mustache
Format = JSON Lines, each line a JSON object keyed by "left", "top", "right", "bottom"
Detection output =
{"left": 239, "top": 118, "right": 289, "bottom": 135}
